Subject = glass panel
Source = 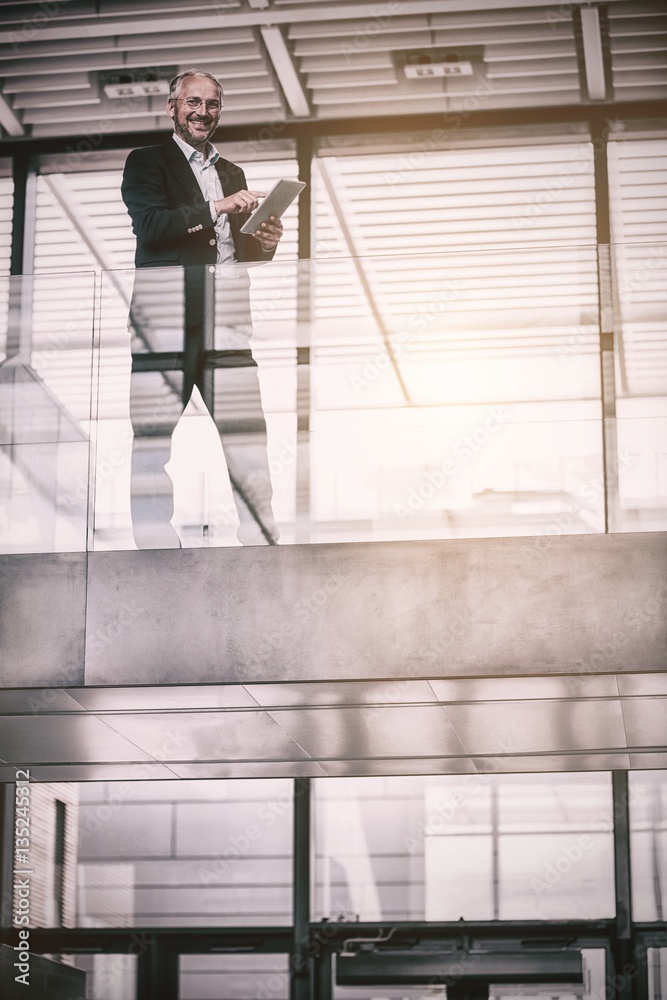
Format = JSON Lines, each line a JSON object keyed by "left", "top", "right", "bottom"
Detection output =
{"left": 0, "top": 271, "right": 96, "bottom": 553}
{"left": 630, "top": 771, "right": 667, "bottom": 922}
{"left": 334, "top": 976, "right": 445, "bottom": 1000}
{"left": 93, "top": 262, "right": 297, "bottom": 549}
{"left": 608, "top": 139, "right": 667, "bottom": 246}
{"left": 648, "top": 949, "right": 667, "bottom": 1000}
{"left": 33, "top": 151, "right": 297, "bottom": 275}
{"left": 58, "top": 954, "right": 137, "bottom": 1000}
{"left": 610, "top": 242, "right": 667, "bottom": 533}
{"left": 3, "top": 244, "right": 660, "bottom": 551}
{"left": 75, "top": 779, "right": 292, "bottom": 927}
{"left": 9, "top": 779, "right": 292, "bottom": 928}
{"left": 313, "top": 774, "right": 614, "bottom": 922}
{"left": 314, "top": 141, "right": 597, "bottom": 256}
{"left": 608, "top": 141, "right": 667, "bottom": 532}
{"left": 94, "top": 245, "right": 605, "bottom": 549}
{"left": 180, "top": 954, "right": 290, "bottom": 1000}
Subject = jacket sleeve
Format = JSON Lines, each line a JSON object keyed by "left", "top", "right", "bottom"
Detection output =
{"left": 121, "top": 147, "right": 212, "bottom": 251}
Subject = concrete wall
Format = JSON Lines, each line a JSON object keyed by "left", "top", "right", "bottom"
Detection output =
{"left": 1, "top": 533, "right": 665, "bottom": 689}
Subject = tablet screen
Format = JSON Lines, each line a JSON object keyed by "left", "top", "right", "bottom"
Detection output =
{"left": 239, "top": 178, "right": 306, "bottom": 234}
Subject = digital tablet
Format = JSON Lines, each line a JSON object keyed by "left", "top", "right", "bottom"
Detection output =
{"left": 240, "top": 178, "right": 306, "bottom": 234}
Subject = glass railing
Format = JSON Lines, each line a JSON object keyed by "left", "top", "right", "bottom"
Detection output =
{"left": 1, "top": 245, "right": 665, "bottom": 553}
{"left": 0, "top": 271, "right": 96, "bottom": 552}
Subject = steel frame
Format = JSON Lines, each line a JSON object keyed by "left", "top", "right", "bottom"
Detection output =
{"left": 0, "top": 777, "right": 665, "bottom": 998}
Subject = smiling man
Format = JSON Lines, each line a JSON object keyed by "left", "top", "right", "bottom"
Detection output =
{"left": 123, "top": 69, "right": 284, "bottom": 267}
{"left": 120, "top": 69, "right": 283, "bottom": 549}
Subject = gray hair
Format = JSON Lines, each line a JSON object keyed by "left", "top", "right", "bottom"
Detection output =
{"left": 168, "top": 70, "right": 224, "bottom": 104}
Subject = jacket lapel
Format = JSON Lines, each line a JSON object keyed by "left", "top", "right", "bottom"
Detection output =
{"left": 161, "top": 137, "right": 203, "bottom": 203}
{"left": 214, "top": 157, "right": 240, "bottom": 199}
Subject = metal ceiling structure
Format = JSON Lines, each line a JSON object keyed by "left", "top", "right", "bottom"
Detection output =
{"left": 0, "top": 671, "right": 665, "bottom": 782}
{"left": 0, "top": 0, "right": 665, "bottom": 138}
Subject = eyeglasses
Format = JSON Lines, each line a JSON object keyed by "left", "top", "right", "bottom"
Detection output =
{"left": 178, "top": 97, "right": 222, "bottom": 113}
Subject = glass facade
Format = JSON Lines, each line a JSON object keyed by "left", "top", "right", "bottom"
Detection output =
{"left": 313, "top": 773, "right": 615, "bottom": 923}
{"left": 630, "top": 771, "right": 667, "bottom": 923}
{"left": 74, "top": 780, "right": 293, "bottom": 928}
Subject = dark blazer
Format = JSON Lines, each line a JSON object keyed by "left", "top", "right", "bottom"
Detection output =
{"left": 121, "top": 137, "right": 275, "bottom": 268}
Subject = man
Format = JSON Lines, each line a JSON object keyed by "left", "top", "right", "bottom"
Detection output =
{"left": 121, "top": 69, "right": 283, "bottom": 548}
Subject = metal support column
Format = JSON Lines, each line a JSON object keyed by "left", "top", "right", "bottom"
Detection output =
{"left": 7, "top": 155, "right": 37, "bottom": 367}
{"left": 634, "top": 940, "right": 649, "bottom": 1000}
{"left": 291, "top": 777, "right": 311, "bottom": 1000}
{"left": 447, "top": 986, "right": 488, "bottom": 1000}
{"left": 9, "top": 152, "right": 35, "bottom": 277}
{"left": 295, "top": 134, "right": 313, "bottom": 542}
{"left": 592, "top": 116, "right": 619, "bottom": 533}
{"left": 313, "top": 947, "right": 332, "bottom": 1000}
{"left": 297, "top": 133, "right": 313, "bottom": 263}
{"left": 611, "top": 771, "right": 634, "bottom": 1000}
{"left": 136, "top": 936, "right": 178, "bottom": 1000}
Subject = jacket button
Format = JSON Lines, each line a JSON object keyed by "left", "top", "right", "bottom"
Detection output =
{"left": 209, "top": 239, "right": 216, "bottom": 246}
{"left": 208, "top": 266, "right": 216, "bottom": 274}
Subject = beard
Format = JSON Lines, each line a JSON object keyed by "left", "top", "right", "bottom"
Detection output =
{"left": 172, "top": 106, "right": 217, "bottom": 148}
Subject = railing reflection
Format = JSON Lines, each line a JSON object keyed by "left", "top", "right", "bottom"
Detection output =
{"left": 1, "top": 245, "right": 665, "bottom": 554}
{"left": 0, "top": 271, "right": 96, "bottom": 552}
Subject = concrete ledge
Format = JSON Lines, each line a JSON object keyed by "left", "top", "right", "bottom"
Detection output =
{"left": 0, "top": 552, "right": 86, "bottom": 687}
{"left": 1, "top": 533, "right": 665, "bottom": 689}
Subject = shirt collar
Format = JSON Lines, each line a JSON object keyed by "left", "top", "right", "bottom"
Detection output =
{"left": 172, "top": 131, "right": 220, "bottom": 166}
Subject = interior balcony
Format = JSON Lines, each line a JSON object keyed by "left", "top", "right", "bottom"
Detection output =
{"left": 0, "top": 248, "right": 665, "bottom": 782}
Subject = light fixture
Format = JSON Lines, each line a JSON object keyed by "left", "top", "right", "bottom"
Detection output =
{"left": 101, "top": 68, "right": 176, "bottom": 100}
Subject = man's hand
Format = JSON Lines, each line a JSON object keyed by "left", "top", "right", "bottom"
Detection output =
{"left": 253, "top": 215, "right": 283, "bottom": 251}
{"left": 215, "top": 190, "right": 266, "bottom": 215}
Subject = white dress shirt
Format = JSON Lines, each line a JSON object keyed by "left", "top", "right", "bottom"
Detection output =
{"left": 172, "top": 132, "right": 236, "bottom": 264}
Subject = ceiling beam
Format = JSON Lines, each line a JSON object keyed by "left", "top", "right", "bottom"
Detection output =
{"left": 0, "top": 0, "right": 614, "bottom": 45}
{"left": 581, "top": 6, "right": 607, "bottom": 101}
{"left": 0, "top": 92, "right": 24, "bottom": 137}
{"left": 260, "top": 25, "right": 310, "bottom": 118}
{"left": 1, "top": 99, "right": 665, "bottom": 156}
{"left": 317, "top": 157, "right": 412, "bottom": 404}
